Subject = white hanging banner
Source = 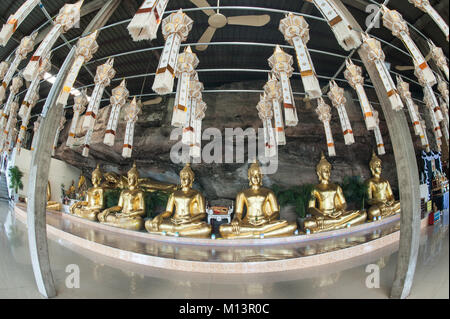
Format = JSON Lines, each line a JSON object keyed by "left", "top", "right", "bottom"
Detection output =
{"left": 0, "top": 57, "right": 20, "bottom": 101}
{"left": 373, "top": 126, "right": 385, "bottom": 155}
{"left": 280, "top": 72, "right": 298, "bottom": 126}
{"left": 82, "top": 128, "right": 93, "bottom": 157}
{"left": 122, "top": 121, "right": 135, "bottom": 158}
{"left": 292, "top": 36, "right": 321, "bottom": 99}
{"left": 83, "top": 85, "right": 104, "bottom": 129}
{"left": 0, "top": 0, "right": 40, "bottom": 46}
{"left": 374, "top": 59, "right": 403, "bottom": 111}
{"left": 272, "top": 99, "right": 286, "bottom": 145}
{"left": 127, "top": 0, "right": 169, "bottom": 41}
{"left": 424, "top": 85, "right": 444, "bottom": 123}
{"left": 327, "top": 80, "right": 355, "bottom": 145}
{"left": 172, "top": 72, "right": 190, "bottom": 127}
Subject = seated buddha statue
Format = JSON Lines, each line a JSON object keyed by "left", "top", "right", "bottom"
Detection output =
{"left": 365, "top": 151, "right": 401, "bottom": 220}
{"left": 219, "top": 161, "right": 297, "bottom": 239}
{"left": 69, "top": 164, "right": 105, "bottom": 221}
{"left": 46, "top": 181, "right": 62, "bottom": 211}
{"left": 145, "top": 163, "right": 212, "bottom": 238}
{"left": 302, "top": 153, "right": 367, "bottom": 233}
{"left": 66, "top": 180, "right": 76, "bottom": 198}
{"left": 98, "top": 162, "right": 145, "bottom": 231}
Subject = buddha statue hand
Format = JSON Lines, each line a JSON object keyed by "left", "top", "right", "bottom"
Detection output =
{"left": 231, "top": 217, "right": 242, "bottom": 234}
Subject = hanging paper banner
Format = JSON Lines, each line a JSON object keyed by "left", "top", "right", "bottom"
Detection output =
{"left": 0, "top": 75, "right": 23, "bottom": 134}
{"left": 316, "top": 98, "right": 335, "bottom": 157}
{"left": 396, "top": 75, "right": 423, "bottom": 136}
{"left": 152, "top": 9, "right": 193, "bottom": 95}
{"left": 190, "top": 100, "right": 207, "bottom": 159}
{"left": 16, "top": 92, "right": 39, "bottom": 153}
{"left": 23, "top": 1, "right": 84, "bottom": 82}
{"left": 104, "top": 79, "right": 129, "bottom": 146}
{"left": 0, "top": 0, "right": 40, "bottom": 46}
{"left": 428, "top": 42, "right": 449, "bottom": 80}
{"left": 327, "top": 80, "right": 355, "bottom": 145}
{"left": 30, "top": 117, "right": 41, "bottom": 151}
{"left": 52, "top": 114, "right": 66, "bottom": 156}
{"left": 264, "top": 74, "right": 286, "bottom": 145}
{"left": 0, "top": 98, "right": 19, "bottom": 152}
{"left": 256, "top": 94, "right": 277, "bottom": 158}
{"left": 66, "top": 89, "right": 88, "bottom": 147}
{"left": 127, "top": 0, "right": 169, "bottom": 41}
{"left": 122, "top": 97, "right": 141, "bottom": 158}
{"left": 371, "top": 110, "right": 385, "bottom": 155}
{"left": 408, "top": 0, "right": 449, "bottom": 42}
{"left": 437, "top": 75, "right": 449, "bottom": 106}
{"left": 279, "top": 13, "right": 321, "bottom": 99}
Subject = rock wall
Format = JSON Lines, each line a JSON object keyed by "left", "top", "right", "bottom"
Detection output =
{"left": 54, "top": 80, "right": 433, "bottom": 200}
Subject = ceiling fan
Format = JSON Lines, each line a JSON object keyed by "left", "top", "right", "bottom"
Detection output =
{"left": 138, "top": 96, "right": 163, "bottom": 107}
{"left": 190, "top": 0, "right": 271, "bottom": 51}
{"left": 394, "top": 51, "right": 433, "bottom": 71}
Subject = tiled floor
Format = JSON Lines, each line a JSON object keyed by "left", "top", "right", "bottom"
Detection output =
{"left": 0, "top": 199, "right": 448, "bottom": 299}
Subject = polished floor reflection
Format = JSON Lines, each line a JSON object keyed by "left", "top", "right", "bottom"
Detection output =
{"left": 0, "top": 200, "right": 448, "bottom": 298}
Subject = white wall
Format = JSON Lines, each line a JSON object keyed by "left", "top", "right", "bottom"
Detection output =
{"left": 7, "top": 148, "right": 81, "bottom": 202}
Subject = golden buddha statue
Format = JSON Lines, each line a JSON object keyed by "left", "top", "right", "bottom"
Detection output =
{"left": 219, "top": 161, "right": 297, "bottom": 239}
{"left": 145, "top": 163, "right": 212, "bottom": 238}
{"left": 302, "top": 153, "right": 367, "bottom": 233}
{"left": 98, "top": 162, "right": 145, "bottom": 230}
{"left": 46, "top": 181, "right": 62, "bottom": 211}
{"left": 365, "top": 151, "right": 401, "bottom": 220}
{"left": 66, "top": 180, "right": 76, "bottom": 198}
{"left": 76, "top": 174, "right": 88, "bottom": 199}
{"left": 69, "top": 164, "right": 105, "bottom": 221}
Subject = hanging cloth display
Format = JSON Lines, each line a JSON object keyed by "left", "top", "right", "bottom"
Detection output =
{"left": 371, "top": 110, "right": 385, "bottom": 155}
{"left": 122, "top": 97, "right": 141, "bottom": 158}
{"left": 4, "top": 128, "right": 18, "bottom": 157}
{"left": 104, "top": 79, "right": 129, "bottom": 146}
{"left": 0, "top": 97, "right": 19, "bottom": 152}
{"left": 172, "top": 46, "right": 199, "bottom": 127}
{"left": 396, "top": 75, "right": 424, "bottom": 137}
{"left": 18, "top": 53, "right": 51, "bottom": 119}
{"left": 0, "top": 61, "right": 9, "bottom": 80}
{"left": 66, "top": 89, "right": 88, "bottom": 147}
{"left": 16, "top": 92, "right": 39, "bottom": 153}
{"left": 30, "top": 117, "right": 41, "bottom": 151}
{"left": 360, "top": 32, "right": 403, "bottom": 111}
{"left": 23, "top": 1, "right": 84, "bottom": 82}
{"left": 327, "top": 80, "right": 355, "bottom": 145}
{"left": 437, "top": 75, "right": 449, "bottom": 106}
{"left": 438, "top": 96, "right": 449, "bottom": 129}
{"left": 316, "top": 97, "right": 335, "bottom": 157}
{"left": 279, "top": 13, "right": 321, "bottom": 99}
{"left": 182, "top": 73, "right": 203, "bottom": 147}
{"left": 0, "top": 32, "right": 37, "bottom": 101}
{"left": 428, "top": 42, "right": 449, "bottom": 80}
{"left": 0, "top": 0, "right": 40, "bottom": 46}
{"left": 152, "top": 9, "right": 194, "bottom": 95}
{"left": 264, "top": 74, "right": 286, "bottom": 145}
{"left": 56, "top": 30, "right": 99, "bottom": 107}
{"left": 0, "top": 74, "right": 23, "bottom": 134}
{"left": 268, "top": 45, "right": 298, "bottom": 127}
{"left": 381, "top": 5, "right": 436, "bottom": 86}
{"left": 256, "top": 94, "right": 277, "bottom": 158}
{"left": 52, "top": 114, "right": 66, "bottom": 156}
{"left": 408, "top": 0, "right": 449, "bottom": 42}
{"left": 190, "top": 100, "right": 207, "bottom": 159}
{"left": 415, "top": 64, "right": 444, "bottom": 123}
{"left": 127, "top": 0, "right": 169, "bottom": 41}
{"left": 344, "top": 58, "right": 377, "bottom": 130}
{"left": 305, "top": 0, "right": 361, "bottom": 51}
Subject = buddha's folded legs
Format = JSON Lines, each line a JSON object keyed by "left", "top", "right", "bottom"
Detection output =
{"left": 146, "top": 219, "right": 212, "bottom": 238}
{"left": 303, "top": 210, "right": 367, "bottom": 233}
{"left": 368, "top": 201, "right": 401, "bottom": 220}
{"left": 72, "top": 208, "right": 99, "bottom": 221}
{"left": 101, "top": 214, "right": 144, "bottom": 231}
{"left": 219, "top": 220, "right": 297, "bottom": 239}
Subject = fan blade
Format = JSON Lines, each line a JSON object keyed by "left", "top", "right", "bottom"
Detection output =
{"left": 195, "top": 26, "right": 217, "bottom": 51}
{"left": 142, "top": 96, "right": 163, "bottom": 105}
{"left": 395, "top": 65, "right": 415, "bottom": 71}
{"left": 189, "top": 0, "right": 215, "bottom": 16}
{"left": 226, "top": 15, "right": 271, "bottom": 27}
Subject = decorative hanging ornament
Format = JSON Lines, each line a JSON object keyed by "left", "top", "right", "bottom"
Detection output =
{"left": 18, "top": 53, "right": 51, "bottom": 119}
{"left": 327, "top": 80, "right": 355, "bottom": 145}
{"left": 408, "top": 0, "right": 449, "bottom": 42}
{"left": 57, "top": 30, "right": 99, "bottom": 107}
{"left": 360, "top": 32, "right": 403, "bottom": 111}
{"left": 0, "top": 97, "right": 19, "bottom": 152}
{"left": 279, "top": 13, "right": 321, "bottom": 99}
{"left": 305, "top": 0, "right": 361, "bottom": 51}
{"left": 415, "top": 63, "right": 444, "bottom": 124}
{"left": 190, "top": 100, "right": 207, "bottom": 159}
{"left": 182, "top": 73, "right": 203, "bottom": 148}
{"left": 316, "top": 97, "right": 335, "bottom": 157}
{"left": 82, "top": 58, "right": 116, "bottom": 130}
{"left": 30, "top": 116, "right": 41, "bottom": 151}
{"left": 0, "top": 0, "right": 40, "bottom": 46}
{"left": 439, "top": 96, "right": 449, "bottom": 129}
{"left": 381, "top": 5, "right": 436, "bottom": 87}
{"left": 268, "top": 45, "right": 298, "bottom": 127}
{"left": 428, "top": 41, "right": 449, "bottom": 81}
{"left": 0, "top": 74, "right": 23, "bottom": 134}
{"left": 52, "top": 114, "right": 66, "bottom": 156}
{"left": 264, "top": 74, "right": 286, "bottom": 145}
{"left": 396, "top": 75, "right": 424, "bottom": 137}
{"left": 6, "top": 128, "right": 18, "bottom": 156}
{"left": 419, "top": 119, "right": 431, "bottom": 152}
{"left": 0, "top": 61, "right": 9, "bottom": 80}
{"left": 172, "top": 46, "right": 199, "bottom": 127}
{"left": 16, "top": 92, "right": 39, "bottom": 153}
{"left": 256, "top": 94, "right": 277, "bottom": 158}
{"left": 23, "top": 0, "right": 84, "bottom": 82}
{"left": 127, "top": 0, "right": 169, "bottom": 41}
{"left": 152, "top": 9, "right": 193, "bottom": 95}
{"left": 0, "top": 32, "right": 37, "bottom": 101}
{"left": 343, "top": 58, "right": 377, "bottom": 131}
{"left": 104, "top": 79, "right": 129, "bottom": 146}
{"left": 122, "top": 97, "right": 141, "bottom": 158}
{"left": 371, "top": 110, "right": 385, "bottom": 155}
{"left": 66, "top": 89, "right": 88, "bottom": 147}
{"left": 437, "top": 75, "right": 449, "bottom": 106}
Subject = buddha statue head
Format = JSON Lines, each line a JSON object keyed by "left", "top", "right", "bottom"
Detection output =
{"left": 180, "top": 163, "right": 195, "bottom": 189}
{"left": 316, "top": 152, "right": 332, "bottom": 183}
{"left": 369, "top": 150, "right": 382, "bottom": 177}
{"left": 127, "top": 161, "right": 139, "bottom": 189}
{"left": 92, "top": 164, "right": 102, "bottom": 187}
{"left": 248, "top": 160, "right": 263, "bottom": 187}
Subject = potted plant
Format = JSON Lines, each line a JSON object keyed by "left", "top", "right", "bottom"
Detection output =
{"left": 8, "top": 166, "right": 23, "bottom": 204}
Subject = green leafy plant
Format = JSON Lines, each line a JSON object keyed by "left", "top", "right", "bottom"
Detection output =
{"left": 104, "top": 189, "right": 121, "bottom": 208}
{"left": 8, "top": 166, "right": 23, "bottom": 194}
{"left": 272, "top": 184, "right": 314, "bottom": 218}
{"left": 145, "top": 191, "right": 170, "bottom": 218}
{"left": 339, "top": 176, "right": 368, "bottom": 210}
